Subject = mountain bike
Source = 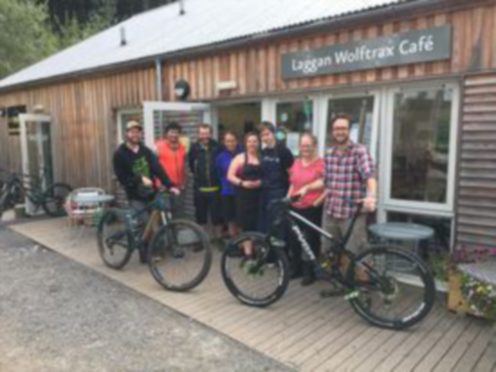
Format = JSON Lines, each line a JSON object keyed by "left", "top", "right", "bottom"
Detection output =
{"left": 0, "top": 171, "right": 72, "bottom": 219}
{"left": 97, "top": 190, "right": 212, "bottom": 292}
{"left": 221, "top": 196, "right": 435, "bottom": 330}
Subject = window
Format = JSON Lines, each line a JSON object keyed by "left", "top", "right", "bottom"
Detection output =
{"left": 390, "top": 88, "right": 453, "bottom": 204}
{"left": 276, "top": 100, "right": 313, "bottom": 155}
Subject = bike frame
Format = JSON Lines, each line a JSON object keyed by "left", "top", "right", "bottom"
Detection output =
{"left": 282, "top": 204, "right": 364, "bottom": 287}
{"left": 126, "top": 193, "right": 173, "bottom": 249}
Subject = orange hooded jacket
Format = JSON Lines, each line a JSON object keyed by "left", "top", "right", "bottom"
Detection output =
{"left": 155, "top": 139, "right": 187, "bottom": 188}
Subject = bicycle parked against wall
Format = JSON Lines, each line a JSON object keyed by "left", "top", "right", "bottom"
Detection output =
{"left": 97, "top": 189, "right": 212, "bottom": 292}
{"left": 221, "top": 196, "right": 435, "bottom": 330}
{"left": 0, "top": 170, "right": 72, "bottom": 219}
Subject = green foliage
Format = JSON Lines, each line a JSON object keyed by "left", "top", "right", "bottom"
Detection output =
{"left": 0, "top": 0, "right": 58, "bottom": 78}
{"left": 428, "top": 251, "right": 449, "bottom": 282}
{"left": 54, "top": 3, "right": 116, "bottom": 49}
{"left": 0, "top": 0, "right": 177, "bottom": 79}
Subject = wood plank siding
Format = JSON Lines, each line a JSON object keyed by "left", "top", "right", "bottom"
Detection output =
{"left": 0, "top": 66, "right": 158, "bottom": 190}
{"left": 455, "top": 72, "right": 496, "bottom": 250}
{"left": 163, "top": 2, "right": 496, "bottom": 101}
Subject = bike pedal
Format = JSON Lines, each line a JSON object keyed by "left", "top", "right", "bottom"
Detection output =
{"left": 269, "top": 237, "right": 285, "bottom": 248}
{"left": 344, "top": 290, "right": 360, "bottom": 301}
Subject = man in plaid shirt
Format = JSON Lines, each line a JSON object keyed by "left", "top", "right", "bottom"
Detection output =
{"left": 297, "top": 113, "right": 377, "bottom": 255}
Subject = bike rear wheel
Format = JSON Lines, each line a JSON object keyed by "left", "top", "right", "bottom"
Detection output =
{"left": 221, "top": 232, "right": 289, "bottom": 307}
{"left": 97, "top": 209, "right": 134, "bottom": 269}
{"left": 347, "top": 245, "right": 435, "bottom": 330}
{"left": 42, "top": 183, "right": 72, "bottom": 217}
{"left": 148, "top": 219, "right": 211, "bottom": 292}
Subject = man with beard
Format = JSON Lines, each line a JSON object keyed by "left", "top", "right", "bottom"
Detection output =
{"left": 155, "top": 122, "right": 187, "bottom": 218}
{"left": 297, "top": 114, "right": 377, "bottom": 283}
{"left": 188, "top": 123, "right": 223, "bottom": 242}
{"left": 113, "top": 120, "right": 180, "bottom": 261}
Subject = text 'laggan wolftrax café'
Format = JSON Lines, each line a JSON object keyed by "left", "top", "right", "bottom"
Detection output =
{"left": 283, "top": 26, "right": 452, "bottom": 78}
{"left": 0, "top": 0, "right": 495, "bottom": 254}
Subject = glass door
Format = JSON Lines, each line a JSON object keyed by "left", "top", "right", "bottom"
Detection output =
{"left": 143, "top": 102, "right": 211, "bottom": 149}
{"left": 19, "top": 114, "right": 53, "bottom": 214}
{"left": 142, "top": 101, "right": 211, "bottom": 218}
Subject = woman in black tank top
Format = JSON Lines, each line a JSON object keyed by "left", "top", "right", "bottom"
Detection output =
{"left": 227, "top": 132, "right": 262, "bottom": 232}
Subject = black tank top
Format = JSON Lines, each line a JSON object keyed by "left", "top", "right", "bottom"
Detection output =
{"left": 239, "top": 153, "right": 262, "bottom": 181}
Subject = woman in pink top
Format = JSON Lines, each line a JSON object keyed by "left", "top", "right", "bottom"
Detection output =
{"left": 288, "top": 133, "right": 326, "bottom": 286}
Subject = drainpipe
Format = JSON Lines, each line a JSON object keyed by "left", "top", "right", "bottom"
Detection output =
{"left": 155, "top": 58, "right": 163, "bottom": 101}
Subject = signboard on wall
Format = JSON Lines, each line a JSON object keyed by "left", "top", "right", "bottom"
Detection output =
{"left": 7, "top": 105, "right": 26, "bottom": 136}
{"left": 282, "top": 25, "right": 452, "bottom": 79}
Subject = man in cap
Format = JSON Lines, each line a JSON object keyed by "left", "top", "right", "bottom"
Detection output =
{"left": 113, "top": 120, "right": 180, "bottom": 260}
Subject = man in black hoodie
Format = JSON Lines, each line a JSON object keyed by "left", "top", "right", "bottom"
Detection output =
{"left": 113, "top": 121, "right": 180, "bottom": 262}
{"left": 188, "top": 123, "right": 223, "bottom": 241}
{"left": 114, "top": 121, "right": 179, "bottom": 203}
{"left": 258, "top": 121, "right": 294, "bottom": 234}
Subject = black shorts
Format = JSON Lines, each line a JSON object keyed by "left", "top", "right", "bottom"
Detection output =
{"left": 221, "top": 195, "right": 236, "bottom": 223}
{"left": 194, "top": 191, "right": 223, "bottom": 225}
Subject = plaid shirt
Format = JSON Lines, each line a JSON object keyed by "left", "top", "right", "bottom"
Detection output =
{"left": 324, "top": 141, "right": 375, "bottom": 219}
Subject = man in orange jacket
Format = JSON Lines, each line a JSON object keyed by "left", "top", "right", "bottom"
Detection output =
{"left": 155, "top": 122, "right": 187, "bottom": 217}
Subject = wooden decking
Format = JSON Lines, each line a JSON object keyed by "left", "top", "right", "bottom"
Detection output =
{"left": 8, "top": 218, "right": 496, "bottom": 372}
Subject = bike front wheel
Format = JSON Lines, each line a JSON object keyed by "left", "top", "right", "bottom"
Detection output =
{"left": 347, "top": 245, "right": 435, "bottom": 330}
{"left": 97, "top": 209, "right": 134, "bottom": 269}
{"left": 148, "top": 219, "right": 211, "bottom": 292}
{"left": 42, "top": 183, "right": 72, "bottom": 217}
{"left": 221, "top": 232, "right": 290, "bottom": 307}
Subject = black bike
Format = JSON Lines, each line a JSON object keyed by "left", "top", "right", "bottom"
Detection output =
{"left": 0, "top": 171, "right": 72, "bottom": 219}
{"left": 97, "top": 190, "right": 212, "bottom": 292}
{"left": 221, "top": 196, "right": 435, "bottom": 330}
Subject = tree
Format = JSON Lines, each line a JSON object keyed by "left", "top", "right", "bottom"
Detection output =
{"left": 54, "top": 1, "right": 116, "bottom": 49}
{"left": 0, "top": 0, "right": 57, "bottom": 78}
{"left": 0, "top": 0, "right": 178, "bottom": 79}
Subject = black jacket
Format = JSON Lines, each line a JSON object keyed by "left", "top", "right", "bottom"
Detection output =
{"left": 188, "top": 139, "right": 222, "bottom": 191}
{"left": 113, "top": 143, "right": 173, "bottom": 201}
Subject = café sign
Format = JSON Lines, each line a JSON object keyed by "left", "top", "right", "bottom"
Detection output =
{"left": 282, "top": 25, "right": 452, "bottom": 79}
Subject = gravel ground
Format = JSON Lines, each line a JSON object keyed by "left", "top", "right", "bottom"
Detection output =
{"left": 0, "top": 225, "right": 293, "bottom": 372}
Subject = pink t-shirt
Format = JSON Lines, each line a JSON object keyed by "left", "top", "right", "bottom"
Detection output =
{"left": 289, "top": 158, "right": 325, "bottom": 209}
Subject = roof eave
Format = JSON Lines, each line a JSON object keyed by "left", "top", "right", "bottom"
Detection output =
{"left": 0, "top": 0, "right": 478, "bottom": 94}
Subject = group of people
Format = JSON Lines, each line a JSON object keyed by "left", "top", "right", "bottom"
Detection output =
{"left": 113, "top": 115, "right": 377, "bottom": 285}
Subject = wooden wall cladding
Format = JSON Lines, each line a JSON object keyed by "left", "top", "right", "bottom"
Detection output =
{"left": 0, "top": 66, "right": 157, "bottom": 191}
{"left": 163, "top": 3, "right": 496, "bottom": 101}
{"left": 455, "top": 72, "right": 496, "bottom": 250}
{"left": 0, "top": 1, "right": 496, "bottom": 193}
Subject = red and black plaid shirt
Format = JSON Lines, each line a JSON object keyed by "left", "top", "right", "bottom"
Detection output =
{"left": 324, "top": 141, "right": 375, "bottom": 219}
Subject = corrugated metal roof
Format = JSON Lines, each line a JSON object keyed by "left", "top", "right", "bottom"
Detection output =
{"left": 0, "top": 0, "right": 407, "bottom": 89}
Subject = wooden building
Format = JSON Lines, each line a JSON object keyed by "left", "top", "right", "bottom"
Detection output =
{"left": 0, "top": 0, "right": 495, "bottom": 252}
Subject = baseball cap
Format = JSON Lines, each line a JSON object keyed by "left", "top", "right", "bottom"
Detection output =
{"left": 126, "top": 120, "right": 143, "bottom": 131}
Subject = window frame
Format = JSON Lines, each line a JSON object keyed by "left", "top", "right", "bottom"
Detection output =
{"left": 379, "top": 81, "right": 460, "bottom": 218}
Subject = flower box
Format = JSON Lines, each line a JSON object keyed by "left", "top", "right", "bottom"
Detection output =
{"left": 448, "top": 264, "right": 496, "bottom": 320}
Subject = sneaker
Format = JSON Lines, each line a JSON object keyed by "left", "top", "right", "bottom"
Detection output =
{"left": 290, "top": 268, "right": 303, "bottom": 280}
{"left": 193, "top": 242, "right": 204, "bottom": 252}
{"left": 171, "top": 244, "right": 185, "bottom": 259}
{"left": 301, "top": 276, "right": 316, "bottom": 286}
{"left": 320, "top": 283, "right": 346, "bottom": 298}
{"left": 226, "top": 246, "right": 243, "bottom": 258}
